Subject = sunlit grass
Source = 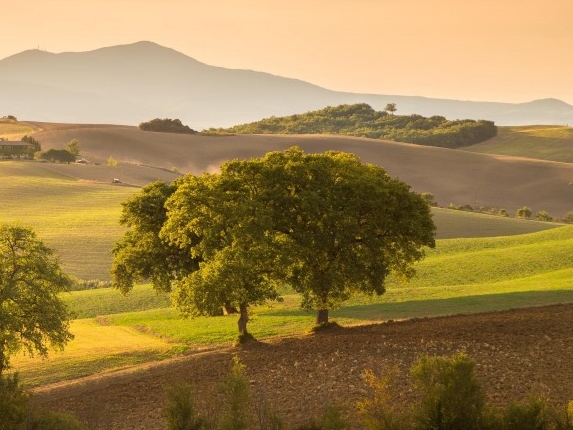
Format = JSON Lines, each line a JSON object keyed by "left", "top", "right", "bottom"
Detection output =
{"left": 0, "top": 122, "right": 36, "bottom": 140}
{"left": 0, "top": 161, "right": 134, "bottom": 279}
{"left": 10, "top": 319, "right": 186, "bottom": 387}
{"left": 466, "top": 125, "right": 573, "bottom": 162}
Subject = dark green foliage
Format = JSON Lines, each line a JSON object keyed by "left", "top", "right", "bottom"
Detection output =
{"left": 0, "top": 223, "right": 74, "bottom": 374}
{"left": 139, "top": 118, "right": 197, "bottom": 134}
{"left": 28, "top": 410, "right": 85, "bottom": 430}
{"left": 500, "top": 396, "right": 552, "bottom": 430}
{"left": 516, "top": 206, "right": 533, "bottom": 219}
{"left": 219, "top": 103, "right": 497, "bottom": 148}
{"left": 219, "top": 356, "right": 251, "bottom": 430}
{"left": 0, "top": 374, "right": 29, "bottom": 430}
{"left": 164, "top": 383, "right": 207, "bottom": 430}
{"left": 21, "top": 135, "right": 41, "bottom": 152}
{"left": 111, "top": 180, "right": 199, "bottom": 295}
{"left": 410, "top": 352, "right": 486, "bottom": 430}
{"left": 39, "top": 148, "right": 76, "bottom": 163}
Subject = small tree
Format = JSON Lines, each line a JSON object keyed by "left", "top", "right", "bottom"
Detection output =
{"left": 219, "top": 356, "right": 251, "bottom": 430}
{"left": 563, "top": 212, "right": 573, "bottom": 224}
{"left": 65, "top": 139, "right": 81, "bottom": 157}
{"left": 0, "top": 223, "right": 74, "bottom": 374}
{"left": 39, "top": 148, "right": 76, "bottom": 163}
{"left": 535, "top": 211, "right": 552, "bottom": 222}
{"left": 516, "top": 206, "right": 532, "bottom": 219}
{"left": 384, "top": 103, "right": 397, "bottom": 115}
{"left": 410, "top": 352, "right": 485, "bottom": 430}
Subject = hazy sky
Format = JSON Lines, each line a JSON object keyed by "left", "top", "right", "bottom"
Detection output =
{"left": 2, "top": 0, "right": 572, "bottom": 104}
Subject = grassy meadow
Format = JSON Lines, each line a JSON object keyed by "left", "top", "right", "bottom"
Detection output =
{"left": 11, "top": 225, "right": 573, "bottom": 388}
{"left": 466, "top": 125, "right": 573, "bottom": 163}
{"left": 0, "top": 161, "right": 133, "bottom": 279}
{"left": 2, "top": 144, "right": 573, "bottom": 389}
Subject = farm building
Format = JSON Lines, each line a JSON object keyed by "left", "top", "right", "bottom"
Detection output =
{"left": 0, "top": 141, "right": 34, "bottom": 158}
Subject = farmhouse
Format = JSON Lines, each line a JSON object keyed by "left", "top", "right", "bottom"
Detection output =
{"left": 0, "top": 141, "right": 34, "bottom": 158}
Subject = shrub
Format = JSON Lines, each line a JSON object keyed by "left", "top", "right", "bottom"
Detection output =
{"left": 357, "top": 369, "right": 409, "bottom": 430}
{"left": 28, "top": 410, "right": 85, "bottom": 430}
{"left": 219, "top": 356, "right": 251, "bottom": 430}
{"left": 410, "top": 352, "right": 485, "bottom": 430}
{"left": 106, "top": 156, "right": 119, "bottom": 166}
{"left": 500, "top": 395, "right": 552, "bottom": 430}
{"left": 499, "top": 208, "right": 509, "bottom": 217}
{"left": 319, "top": 405, "right": 351, "bottom": 430}
{"left": 535, "top": 211, "right": 553, "bottom": 222}
{"left": 420, "top": 193, "right": 437, "bottom": 207}
{"left": 164, "top": 383, "right": 206, "bottom": 430}
{"left": 562, "top": 212, "right": 573, "bottom": 224}
{"left": 0, "top": 373, "right": 29, "bottom": 430}
{"left": 516, "top": 206, "right": 532, "bottom": 219}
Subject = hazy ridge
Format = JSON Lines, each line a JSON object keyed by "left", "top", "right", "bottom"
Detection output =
{"left": 1, "top": 41, "right": 573, "bottom": 128}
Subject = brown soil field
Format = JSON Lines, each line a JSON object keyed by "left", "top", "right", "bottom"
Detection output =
{"left": 30, "top": 122, "right": 573, "bottom": 218}
{"left": 33, "top": 304, "right": 573, "bottom": 429}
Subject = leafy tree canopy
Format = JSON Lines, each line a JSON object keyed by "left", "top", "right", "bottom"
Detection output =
{"left": 39, "top": 148, "right": 76, "bottom": 163}
{"left": 112, "top": 147, "right": 436, "bottom": 333}
{"left": 215, "top": 103, "right": 497, "bottom": 148}
{"left": 0, "top": 223, "right": 73, "bottom": 374}
{"left": 139, "top": 118, "right": 197, "bottom": 134}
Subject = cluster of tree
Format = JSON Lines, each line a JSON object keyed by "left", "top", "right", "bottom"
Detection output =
{"left": 447, "top": 202, "right": 573, "bottom": 223}
{"left": 217, "top": 103, "right": 498, "bottom": 148}
{"left": 112, "top": 147, "right": 436, "bottom": 337}
{"left": 139, "top": 118, "right": 197, "bottom": 134}
{"left": 22, "top": 135, "right": 41, "bottom": 152}
{"left": 0, "top": 114, "right": 17, "bottom": 122}
{"left": 38, "top": 139, "right": 81, "bottom": 163}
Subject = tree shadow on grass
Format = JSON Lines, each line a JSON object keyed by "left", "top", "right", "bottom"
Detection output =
{"left": 265, "top": 290, "right": 573, "bottom": 323}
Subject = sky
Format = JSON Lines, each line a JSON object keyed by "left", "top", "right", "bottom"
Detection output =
{"left": 2, "top": 0, "right": 572, "bottom": 104}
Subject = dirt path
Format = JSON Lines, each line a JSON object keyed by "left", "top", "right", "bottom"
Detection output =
{"left": 33, "top": 304, "right": 573, "bottom": 429}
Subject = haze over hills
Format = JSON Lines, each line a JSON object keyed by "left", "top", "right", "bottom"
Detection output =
{"left": 1, "top": 41, "right": 573, "bottom": 128}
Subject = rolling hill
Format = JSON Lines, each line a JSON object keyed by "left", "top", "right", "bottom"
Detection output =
{"left": 30, "top": 121, "right": 573, "bottom": 219}
{"left": 1, "top": 41, "right": 573, "bottom": 128}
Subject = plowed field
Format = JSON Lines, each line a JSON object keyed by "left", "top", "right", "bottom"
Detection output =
{"left": 33, "top": 304, "right": 573, "bottom": 429}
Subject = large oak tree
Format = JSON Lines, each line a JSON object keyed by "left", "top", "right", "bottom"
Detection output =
{"left": 112, "top": 147, "right": 435, "bottom": 333}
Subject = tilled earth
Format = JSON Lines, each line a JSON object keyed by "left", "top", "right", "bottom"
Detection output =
{"left": 33, "top": 304, "right": 573, "bottom": 429}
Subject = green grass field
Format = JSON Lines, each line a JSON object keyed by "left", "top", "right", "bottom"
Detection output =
{"left": 10, "top": 225, "right": 573, "bottom": 387}
{"left": 466, "top": 125, "right": 573, "bottom": 162}
{"left": 0, "top": 161, "right": 133, "bottom": 279}
{"left": 1, "top": 160, "right": 562, "bottom": 281}
{"left": 3, "top": 155, "right": 573, "bottom": 389}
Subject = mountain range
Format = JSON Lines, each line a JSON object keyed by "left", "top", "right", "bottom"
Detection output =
{"left": 1, "top": 41, "right": 572, "bottom": 128}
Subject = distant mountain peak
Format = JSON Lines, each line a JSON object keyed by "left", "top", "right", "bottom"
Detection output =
{"left": 1, "top": 42, "right": 572, "bottom": 127}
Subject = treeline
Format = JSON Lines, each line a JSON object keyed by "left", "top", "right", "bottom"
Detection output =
{"left": 139, "top": 118, "right": 197, "bottom": 134}
{"left": 217, "top": 103, "right": 497, "bottom": 148}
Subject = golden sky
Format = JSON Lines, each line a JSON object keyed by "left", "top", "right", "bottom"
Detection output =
{"left": 2, "top": 0, "right": 572, "bottom": 104}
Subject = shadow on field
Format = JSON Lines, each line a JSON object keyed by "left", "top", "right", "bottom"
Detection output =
{"left": 266, "top": 290, "right": 573, "bottom": 322}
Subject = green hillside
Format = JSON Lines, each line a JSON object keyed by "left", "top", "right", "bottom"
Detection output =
{"left": 0, "top": 161, "right": 133, "bottom": 280}
{"left": 466, "top": 125, "right": 573, "bottom": 163}
{"left": 216, "top": 103, "right": 498, "bottom": 148}
{"left": 12, "top": 225, "right": 573, "bottom": 387}
{"left": 0, "top": 160, "right": 563, "bottom": 280}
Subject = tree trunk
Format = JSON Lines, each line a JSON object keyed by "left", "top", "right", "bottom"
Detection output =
{"left": 316, "top": 308, "right": 329, "bottom": 326}
{"left": 237, "top": 302, "right": 249, "bottom": 335}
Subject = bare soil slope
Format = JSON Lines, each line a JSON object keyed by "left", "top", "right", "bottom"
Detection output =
{"left": 31, "top": 122, "right": 573, "bottom": 217}
{"left": 33, "top": 304, "right": 573, "bottom": 429}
